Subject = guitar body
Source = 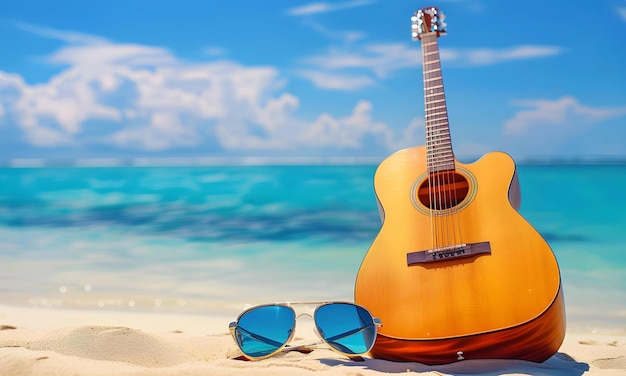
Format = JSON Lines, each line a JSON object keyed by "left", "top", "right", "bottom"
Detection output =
{"left": 354, "top": 146, "right": 566, "bottom": 364}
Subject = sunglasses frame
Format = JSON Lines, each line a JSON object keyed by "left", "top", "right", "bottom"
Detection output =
{"left": 229, "top": 301, "right": 382, "bottom": 361}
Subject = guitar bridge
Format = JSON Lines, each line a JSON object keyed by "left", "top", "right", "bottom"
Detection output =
{"left": 407, "top": 241, "right": 491, "bottom": 265}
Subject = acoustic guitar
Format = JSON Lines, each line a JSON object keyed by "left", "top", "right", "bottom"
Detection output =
{"left": 354, "top": 7, "right": 565, "bottom": 364}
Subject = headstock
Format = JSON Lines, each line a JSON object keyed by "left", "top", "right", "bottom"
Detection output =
{"left": 411, "top": 7, "right": 447, "bottom": 40}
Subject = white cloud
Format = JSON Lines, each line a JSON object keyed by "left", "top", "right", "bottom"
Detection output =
{"left": 49, "top": 42, "right": 176, "bottom": 68}
{"left": 504, "top": 96, "right": 626, "bottom": 135}
{"left": 302, "top": 43, "right": 421, "bottom": 78}
{"left": 301, "top": 43, "right": 561, "bottom": 77}
{"left": 15, "top": 22, "right": 106, "bottom": 44}
{"left": 300, "top": 100, "right": 393, "bottom": 148}
{"left": 0, "top": 24, "right": 410, "bottom": 154}
{"left": 618, "top": 6, "right": 626, "bottom": 20}
{"left": 287, "top": 0, "right": 375, "bottom": 16}
{"left": 296, "top": 42, "right": 562, "bottom": 91}
{"left": 295, "top": 69, "right": 375, "bottom": 90}
{"left": 399, "top": 117, "right": 424, "bottom": 148}
{"left": 0, "top": 72, "right": 25, "bottom": 114}
{"left": 300, "top": 19, "right": 366, "bottom": 43}
{"left": 455, "top": 45, "right": 563, "bottom": 66}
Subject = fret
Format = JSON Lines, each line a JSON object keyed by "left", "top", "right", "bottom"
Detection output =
{"left": 424, "top": 70, "right": 442, "bottom": 76}
{"left": 427, "top": 118, "right": 449, "bottom": 124}
{"left": 426, "top": 148, "right": 453, "bottom": 154}
{"left": 424, "top": 86, "right": 444, "bottom": 92}
{"left": 427, "top": 154, "right": 453, "bottom": 159}
{"left": 426, "top": 125, "right": 450, "bottom": 131}
{"left": 427, "top": 149, "right": 452, "bottom": 156}
{"left": 426, "top": 117, "right": 449, "bottom": 123}
{"left": 425, "top": 110, "right": 448, "bottom": 117}
{"left": 428, "top": 161, "right": 455, "bottom": 167}
{"left": 424, "top": 69, "right": 441, "bottom": 76}
{"left": 426, "top": 110, "right": 447, "bottom": 116}
{"left": 425, "top": 111, "right": 448, "bottom": 117}
{"left": 427, "top": 142, "right": 452, "bottom": 148}
{"left": 427, "top": 156, "right": 454, "bottom": 162}
{"left": 425, "top": 98, "right": 446, "bottom": 105}
{"left": 424, "top": 81, "right": 442, "bottom": 87}
{"left": 424, "top": 84, "right": 443, "bottom": 91}
{"left": 427, "top": 154, "right": 453, "bottom": 160}
{"left": 424, "top": 85, "right": 443, "bottom": 96}
{"left": 427, "top": 157, "right": 454, "bottom": 162}
{"left": 420, "top": 32, "right": 455, "bottom": 171}
{"left": 426, "top": 123, "right": 450, "bottom": 130}
{"left": 427, "top": 134, "right": 450, "bottom": 140}
{"left": 427, "top": 158, "right": 453, "bottom": 163}
{"left": 427, "top": 125, "right": 449, "bottom": 132}
{"left": 426, "top": 136, "right": 451, "bottom": 142}
{"left": 425, "top": 137, "right": 451, "bottom": 144}
{"left": 427, "top": 128, "right": 449, "bottom": 135}
{"left": 428, "top": 159, "right": 454, "bottom": 165}
{"left": 425, "top": 94, "right": 445, "bottom": 101}
{"left": 426, "top": 134, "right": 450, "bottom": 140}
{"left": 428, "top": 155, "right": 454, "bottom": 161}
{"left": 423, "top": 59, "right": 440, "bottom": 65}
{"left": 428, "top": 164, "right": 456, "bottom": 172}
{"left": 427, "top": 152, "right": 453, "bottom": 159}
{"left": 426, "top": 126, "right": 449, "bottom": 132}
{"left": 426, "top": 132, "right": 450, "bottom": 141}
{"left": 428, "top": 157, "right": 454, "bottom": 164}
{"left": 426, "top": 131, "right": 450, "bottom": 137}
{"left": 424, "top": 72, "right": 441, "bottom": 78}
{"left": 424, "top": 94, "right": 445, "bottom": 100}
{"left": 427, "top": 150, "right": 453, "bottom": 157}
{"left": 425, "top": 110, "right": 448, "bottom": 116}
{"left": 425, "top": 104, "right": 447, "bottom": 111}
{"left": 424, "top": 77, "right": 442, "bottom": 84}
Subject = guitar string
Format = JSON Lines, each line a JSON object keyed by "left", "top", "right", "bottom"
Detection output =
{"left": 423, "top": 34, "right": 437, "bottom": 251}
{"left": 423, "top": 32, "right": 463, "bottom": 252}
{"left": 425, "top": 32, "right": 441, "bottom": 251}
{"left": 422, "top": 36, "right": 437, "bottom": 247}
{"left": 438, "top": 53, "right": 463, "bottom": 251}
{"left": 428, "top": 34, "right": 444, "bottom": 251}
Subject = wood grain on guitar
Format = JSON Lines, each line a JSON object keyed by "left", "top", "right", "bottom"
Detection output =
{"left": 354, "top": 6, "right": 566, "bottom": 364}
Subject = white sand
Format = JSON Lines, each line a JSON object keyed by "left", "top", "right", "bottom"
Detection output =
{"left": 1, "top": 304, "right": 624, "bottom": 375}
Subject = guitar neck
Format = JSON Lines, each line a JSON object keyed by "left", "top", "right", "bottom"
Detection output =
{"left": 421, "top": 32, "right": 455, "bottom": 172}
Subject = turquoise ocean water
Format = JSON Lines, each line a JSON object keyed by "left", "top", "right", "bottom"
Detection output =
{"left": 0, "top": 163, "right": 624, "bottom": 333}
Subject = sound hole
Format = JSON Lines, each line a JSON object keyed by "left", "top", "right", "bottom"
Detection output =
{"left": 417, "top": 171, "right": 469, "bottom": 210}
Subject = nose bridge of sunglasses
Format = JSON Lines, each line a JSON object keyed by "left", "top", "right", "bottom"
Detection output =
{"left": 287, "top": 312, "right": 319, "bottom": 346}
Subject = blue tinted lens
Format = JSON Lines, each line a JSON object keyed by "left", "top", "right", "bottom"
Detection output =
{"left": 235, "top": 305, "right": 295, "bottom": 358}
{"left": 314, "top": 303, "right": 376, "bottom": 355}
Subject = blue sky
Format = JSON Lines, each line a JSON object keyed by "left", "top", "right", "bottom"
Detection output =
{"left": 1, "top": 0, "right": 625, "bottom": 164}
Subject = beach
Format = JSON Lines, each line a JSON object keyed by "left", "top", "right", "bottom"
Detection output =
{"left": 1, "top": 164, "right": 625, "bottom": 375}
{"left": 0, "top": 303, "right": 624, "bottom": 375}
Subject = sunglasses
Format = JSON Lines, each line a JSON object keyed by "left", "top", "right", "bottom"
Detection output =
{"left": 229, "top": 301, "right": 382, "bottom": 361}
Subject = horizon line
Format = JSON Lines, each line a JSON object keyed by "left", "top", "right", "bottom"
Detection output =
{"left": 1, "top": 155, "right": 626, "bottom": 168}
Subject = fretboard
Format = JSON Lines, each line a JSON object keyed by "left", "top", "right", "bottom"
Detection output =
{"left": 421, "top": 33, "right": 455, "bottom": 172}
